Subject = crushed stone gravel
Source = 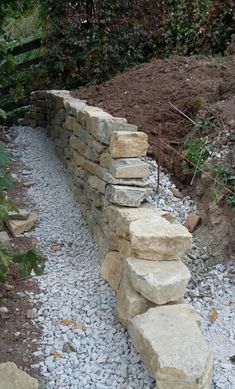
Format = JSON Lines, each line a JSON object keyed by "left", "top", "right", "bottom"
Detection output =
{"left": 13, "top": 126, "right": 235, "bottom": 389}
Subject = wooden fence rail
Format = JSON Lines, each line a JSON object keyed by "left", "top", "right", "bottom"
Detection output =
{"left": 0, "top": 38, "right": 42, "bottom": 112}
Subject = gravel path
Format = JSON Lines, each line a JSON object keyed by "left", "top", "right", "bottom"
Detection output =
{"left": 14, "top": 127, "right": 155, "bottom": 389}
{"left": 13, "top": 127, "right": 235, "bottom": 389}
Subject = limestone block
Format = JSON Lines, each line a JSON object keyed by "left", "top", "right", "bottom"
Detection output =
{"left": 126, "top": 258, "right": 191, "bottom": 304}
{"left": 106, "top": 185, "right": 151, "bottom": 207}
{"left": 110, "top": 131, "right": 148, "bottom": 158}
{"left": 101, "top": 251, "right": 123, "bottom": 291}
{"left": 130, "top": 216, "right": 192, "bottom": 260}
{"left": 118, "top": 239, "right": 132, "bottom": 259}
{"left": 91, "top": 140, "right": 106, "bottom": 154}
{"left": 100, "top": 152, "right": 111, "bottom": 168}
{"left": 69, "top": 136, "right": 86, "bottom": 155}
{"left": 128, "top": 305, "right": 213, "bottom": 389}
{"left": 102, "top": 171, "right": 150, "bottom": 187}
{"left": 84, "top": 159, "right": 103, "bottom": 176}
{"left": 109, "top": 158, "right": 149, "bottom": 179}
{"left": 63, "top": 99, "right": 86, "bottom": 116}
{"left": 74, "top": 127, "right": 93, "bottom": 144}
{"left": 71, "top": 151, "right": 85, "bottom": 168}
{"left": 77, "top": 106, "right": 113, "bottom": 129}
{"left": 88, "top": 175, "right": 106, "bottom": 194}
{"left": 85, "top": 144, "right": 100, "bottom": 162}
{"left": 116, "top": 274, "right": 154, "bottom": 328}
{"left": 0, "top": 362, "right": 38, "bottom": 389}
{"left": 108, "top": 205, "right": 175, "bottom": 239}
{"left": 64, "top": 115, "right": 81, "bottom": 132}
{"left": 6, "top": 213, "right": 38, "bottom": 237}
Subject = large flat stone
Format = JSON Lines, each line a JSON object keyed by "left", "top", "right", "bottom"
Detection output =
{"left": 101, "top": 251, "right": 123, "bottom": 291}
{"left": 130, "top": 216, "right": 192, "bottom": 260}
{"left": 109, "top": 158, "right": 149, "bottom": 179}
{"left": 128, "top": 305, "right": 213, "bottom": 389}
{"left": 0, "top": 362, "right": 38, "bottom": 389}
{"left": 87, "top": 175, "right": 106, "bottom": 194}
{"left": 108, "top": 205, "right": 175, "bottom": 239}
{"left": 106, "top": 185, "right": 152, "bottom": 207}
{"left": 6, "top": 213, "right": 38, "bottom": 237}
{"left": 110, "top": 131, "right": 148, "bottom": 158}
{"left": 126, "top": 257, "right": 191, "bottom": 304}
{"left": 79, "top": 106, "right": 137, "bottom": 144}
{"left": 116, "top": 274, "right": 154, "bottom": 328}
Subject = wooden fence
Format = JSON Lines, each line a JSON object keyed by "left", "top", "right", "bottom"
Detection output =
{"left": 0, "top": 38, "right": 42, "bottom": 112}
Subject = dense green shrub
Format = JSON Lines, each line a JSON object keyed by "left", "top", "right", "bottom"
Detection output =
{"left": 41, "top": 0, "right": 235, "bottom": 86}
{"left": 1, "top": 0, "right": 234, "bottom": 118}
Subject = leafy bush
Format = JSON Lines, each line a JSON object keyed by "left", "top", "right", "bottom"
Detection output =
{"left": 0, "top": 140, "right": 46, "bottom": 282}
{"left": 41, "top": 0, "right": 235, "bottom": 86}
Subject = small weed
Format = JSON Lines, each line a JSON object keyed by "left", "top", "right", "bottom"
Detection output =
{"left": 213, "top": 164, "right": 235, "bottom": 209}
{"left": 182, "top": 138, "right": 211, "bottom": 174}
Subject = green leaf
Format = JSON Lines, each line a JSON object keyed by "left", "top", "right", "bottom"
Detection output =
{"left": 0, "top": 204, "right": 10, "bottom": 220}
{"left": 13, "top": 248, "right": 46, "bottom": 278}
{"left": 0, "top": 108, "right": 7, "bottom": 120}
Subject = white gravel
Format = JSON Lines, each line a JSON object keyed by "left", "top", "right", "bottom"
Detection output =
{"left": 13, "top": 127, "right": 235, "bottom": 389}
{"left": 13, "top": 127, "right": 155, "bottom": 389}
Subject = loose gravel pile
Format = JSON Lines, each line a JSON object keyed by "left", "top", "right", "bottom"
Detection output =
{"left": 13, "top": 127, "right": 235, "bottom": 389}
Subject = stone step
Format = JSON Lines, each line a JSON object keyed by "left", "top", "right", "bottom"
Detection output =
{"left": 110, "top": 131, "right": 148, "bottom": 158}
{"left": 116, "top": 273, "right": 154, "bottom": 328}
{"left": 130, "top": 216, "right": 192, "bottom": 260}
{"left": 128, "top": 304, "right": 213, "bottom": 389}
{"left": 108, "top": 205, "right": 175, "bottom": 239}
{"left": 108, "top": 158, "right": 149, "bottom": 179}
{"left": 126, "top": 257, "right": 191, "bottom": 304}
{"left": 106, "top": 185, "right": 152, "bottom": 207}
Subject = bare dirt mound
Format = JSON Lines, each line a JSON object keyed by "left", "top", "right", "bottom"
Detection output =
{"left": 73, "top": 55, "right": 235, "bottom": 157}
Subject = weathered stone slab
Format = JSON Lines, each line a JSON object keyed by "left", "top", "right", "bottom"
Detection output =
{"left": 6, "top": 213, "right": 38, "bottom": 237}
{"left": 106, "top": 185, "right": 151, "bottom": 207}
{"left": 109, "top": 158, "right": 149, "bottom": 179}
{"left": 126, "top": 258, "right": 191, "bottom": 304}
{"left": 116, "top": 274, "right": 154, "bottom": 328}
{"left": 101, "top": 251, "right": 123, "bottom": 291}
{"left": 0, "top": 362, "right": 38, "bottom": 389}
{"left": 77, "top": 106, "right": 137, "bottom": 144}
{"left": 64, "top": 115, "right": 81, "bottom": 132}
{"left": 63, "top": 98, "right": 87, "bottom": 116}
{"left": 108, "top": 205, "right": 175, "bottom": 239}
{"left": 110, "top": 131, "right": 148, "bottom": 158}
{"left": 130, "top": 216, "right": 192, "bottom": 260}
{"left": 128, "top": 305, "right": 213, "bottom": 389}
{"left": 88, "top": 175, "right": 106, "bottom": 194}
{"left": 69, "top": 136, "right": 86, "bottom": 155}
{"left": 71, "top": 151, "right": 85, "bottom": 168}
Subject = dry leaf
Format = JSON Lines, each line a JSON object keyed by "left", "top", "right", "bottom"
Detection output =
{"left": 60, "top": 319, "right": 85, "bottom": 330}
{"left": 210, "top": 308, "right": 218, "bottom": 324}
{"left": 54, "top": 352, "right": 63, "bottom": 359}
{"left": 61, "top": 319, "right": 74, "bottom": 326}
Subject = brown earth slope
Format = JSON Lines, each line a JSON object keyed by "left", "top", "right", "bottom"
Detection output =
{"left": 73, "top": 55, "right": 235, "bottom": 157}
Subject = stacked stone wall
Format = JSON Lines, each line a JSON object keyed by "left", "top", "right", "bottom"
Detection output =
{"left": 28, "top": 90, "right": 213, "bottom": 389}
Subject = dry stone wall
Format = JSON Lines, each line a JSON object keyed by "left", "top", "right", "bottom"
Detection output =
{"left": 28, "top": 90, "right": 213, "bottom": 389}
